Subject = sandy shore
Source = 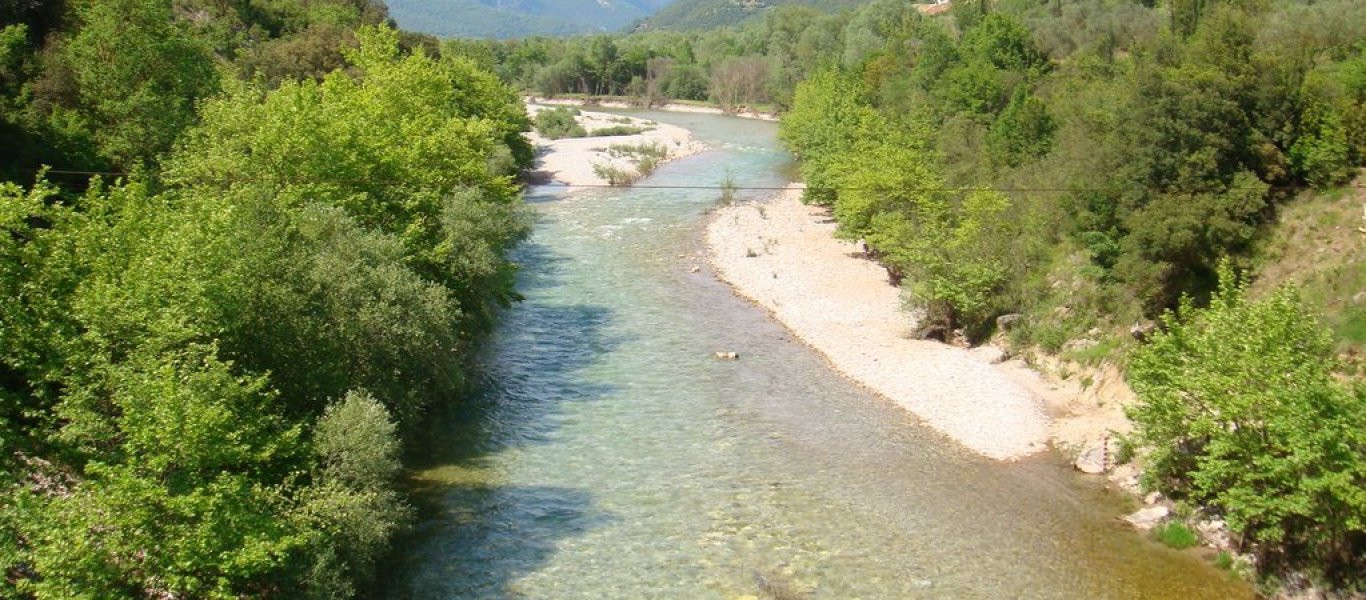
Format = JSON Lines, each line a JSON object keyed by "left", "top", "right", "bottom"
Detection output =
{"left": 527, "top": 95, "right": 780, "bottom": 122}
{"left": 705, "top": 187, "right": 1052, "bottom": 460}
{"left": 526, "top": 104, "right": 707, "bottom": 187}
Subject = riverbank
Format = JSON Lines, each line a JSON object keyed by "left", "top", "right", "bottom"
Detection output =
{"left": 526, "top": 95, "right": 780, "bottom": 122}
{"left": 705, "top": 187, "right": 1052, "bottom": 460}
{"left": 526, "top": 103, "right": 707, "bottom": 187}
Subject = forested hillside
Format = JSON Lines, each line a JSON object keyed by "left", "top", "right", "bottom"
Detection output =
{"left": 386, "top": 0, "right": 672, "bottom": 38}
{"left": 637, "top": 0, "right": 871, "bottom": 31}
{"left": 1, "top": 1, "right": 530, "bottom": 597}
{"left": 443, "top": 5, "right": 863, "bottom": 108}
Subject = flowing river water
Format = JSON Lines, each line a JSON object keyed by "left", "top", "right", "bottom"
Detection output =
{"left": 389, "top": 111, "right": 1252, "bottom": 599}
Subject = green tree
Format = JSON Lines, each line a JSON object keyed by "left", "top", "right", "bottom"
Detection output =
{"left": 780, "top": 69, "right": 879, "bottom": 205}
{"left": 987, "top": 88, "right": 1055, "bottom": 167}
{"left": 166, "top": 26, "right": 530, "bottom": 341}
{"left": 57, "top": 0, "right": 219, "bottom": 166}
{"left": 1128, "top": 265, "right": 1366, "bottom": 579}
{"left": 21, "top": 345, "right": 308, "bottom": 599}
{"left": 868, "top": 190, "right": 1014, "bottom": 334}
{"left": 294, "top": 391, "right": 410, "bottom": 599}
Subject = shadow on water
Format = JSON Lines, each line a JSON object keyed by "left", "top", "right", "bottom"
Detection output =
{"left": 385, "top": 484, "right": 609, "bottom": 600}
{"left": 384, "top": 237, "right": 622, "bottom": 598}
{"left": 409, "top": 238, "right": 622, "bottom": 467}
{"left": 408, "top": 299, "right": 619, "bottom": 468}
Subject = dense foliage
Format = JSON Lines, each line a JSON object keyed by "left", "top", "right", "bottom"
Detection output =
{"left": 1129, "top": 265, "right": 1365, "bottom": 584}
{"left": 1, "top": 2, "right": 531, "bottom": 596}
{"left": 776, "top": 0, "right": 1365, "bottom": 338}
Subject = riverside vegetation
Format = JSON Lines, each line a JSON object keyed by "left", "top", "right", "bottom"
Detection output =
{"left": 452, "top": 0, "right": 1366, "bottom": 591}
{"left": 768, "top": 2, "right": 1366, "bottom": 590}
{"left": 1, "top": 1, "right": 531, "bottom": 596}
{"left": 2, "top": 0, "right": 1364, "bottom": 597}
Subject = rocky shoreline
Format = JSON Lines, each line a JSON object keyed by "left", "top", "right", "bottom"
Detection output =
{"left": 704, "top": 186, "right": 1051, "bottom": 460}
{"left": 702, "top": 186, "right": 1255, "bottom": 576}
{"left": 525, "top": 103, "right": 707, "bottom": 187}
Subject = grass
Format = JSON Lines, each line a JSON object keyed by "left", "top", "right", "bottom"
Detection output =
{"left": 1251, "top": 180, "right": 1365, "bottom": 359}
{"left": 591, "top": 163, "right": 640, "bottom": 186}
{"left": 590, "top": 124, "right": 648, "bottom": 137}
{"left": 607, "top": 141, "right": 667, "bottom": 161}
{"left": 1151, "top": 521, "right": 1199, "bottom": 550}
{"left": 600, "top": 142, "right": 669, "bottom": 181}
{"left": 1112, "top": 432, "right": 1136, "bottom": 465}
{"left": 1066, "top": 335, "right": 1128, "bottom": 366}
{"left": 718, "top": 170, "right": 737, "bottom": 205}
{"left": 1215, "top": 551, "right": 1236, "bottom": 570}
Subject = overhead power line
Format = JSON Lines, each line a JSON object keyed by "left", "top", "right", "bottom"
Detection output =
{"left": 35, "top": 168, "right": 1364, "bottom": 198}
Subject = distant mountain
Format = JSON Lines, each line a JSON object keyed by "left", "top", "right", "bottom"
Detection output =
{"left": 637, "top": 0, "right": 872, "bottom": 30}
{"left": 385, "top": 0, "right": 675, "bottom": 38}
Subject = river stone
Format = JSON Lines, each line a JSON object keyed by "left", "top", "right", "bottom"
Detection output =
{"left": 1122, "top": 505, "right": 1170, "bottom": 530}
{"left": 1130, "top": 321, "right": 1158, "bottom": 341}
{"left": 1074, "top": 444, "right": 1108, "bottom": 474}
{"left": 1196, "top": 518, "right": 1232, "bottom": 549}
{"left": 996, "top": 313, "right": 1023, "bottom": 331}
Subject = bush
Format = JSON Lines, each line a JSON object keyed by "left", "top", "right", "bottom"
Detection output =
{"left": 533, "top": 106, "right": 586, "bottom": 139}
{"left": 296, "top": 391, "right": 410, "bottom": 597}
{"left": 1127, "top": 263, "right": 1366, "bottom": 581}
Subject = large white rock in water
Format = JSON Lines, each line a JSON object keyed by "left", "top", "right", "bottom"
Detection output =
{"left": 1122, "top": 505, "right": 1170, "bottom": 530}
{"left": 1074, "top": 444, "right": 1108, "bottom": 474}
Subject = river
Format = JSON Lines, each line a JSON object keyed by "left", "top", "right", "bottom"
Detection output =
{"left": 388, "top": 111, "right": 1251, "bottom": 599}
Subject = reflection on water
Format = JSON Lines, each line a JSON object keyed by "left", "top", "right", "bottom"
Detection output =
{"left": 388, "top": 112, "right": 1251, "bottom": 599}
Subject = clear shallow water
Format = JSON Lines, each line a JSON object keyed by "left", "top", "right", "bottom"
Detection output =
{"left": 390, "top": 112, "right": 1251, "bottom": 599}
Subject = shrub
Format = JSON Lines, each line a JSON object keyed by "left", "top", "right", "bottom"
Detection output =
{"left": 533, "top": 106, "right": 586, "bottom": 139}
{"left": 592, "top": 162, "right": 640, "bottom": 186}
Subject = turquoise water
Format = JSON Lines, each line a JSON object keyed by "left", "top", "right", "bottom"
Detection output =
{"left": 390, "top": 112, "right": 1250, "bottom": 599}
